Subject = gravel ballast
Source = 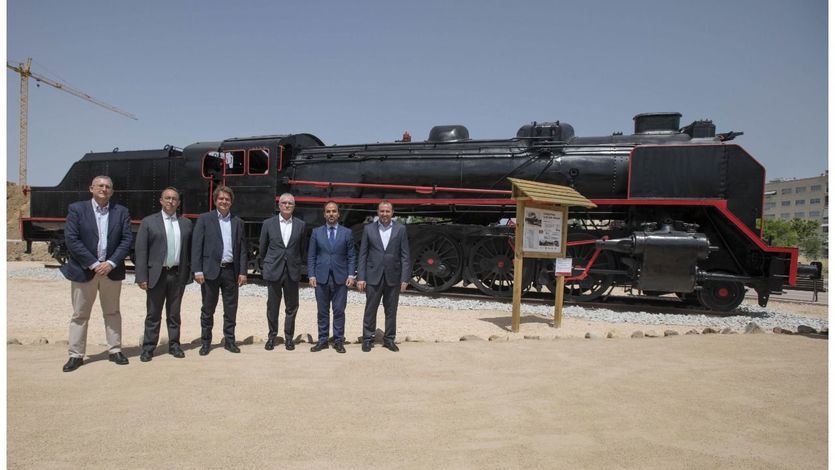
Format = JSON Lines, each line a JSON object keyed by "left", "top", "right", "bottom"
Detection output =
{"left": 10, "top": 266, "right": 827, "bottom": 332}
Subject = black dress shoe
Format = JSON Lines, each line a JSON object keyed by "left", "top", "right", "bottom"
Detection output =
{"left": 285, "top": 339, "right": 295, "bottom": 351}
{"left": 140, "top": 351, "right": 153, "bottom": 362}
{"left": 224, "top": 339, "right": 240, "bottom": 353}
{"left": 264, "top": 339, "right": 275, "bottom": 351}
{"left": 334, "top": 342, "right": 346, "bottom": 354}
{"left": 361, "top": 342, "right": 372, "bottom": 352}
{"left": 169, "top": 345, "right": 185, "bottom": 358}
{"left": 310, "top": 342, "right": 329, "bottom": 352}
{"left": 383, "top": 342, "right": 400, "bottom": 352}
{"left": 199, "top": 343, "right": 210, "bottom": 356}
{"left": 109, "top": 352, "right": 129, "bottom": 365}
{"left": 62, "top": 357, "right": 83, "bottom": 372}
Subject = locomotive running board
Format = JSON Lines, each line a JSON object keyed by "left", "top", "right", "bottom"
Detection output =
{"left": 287, "top": 179, "right": 797, "bottom": 286}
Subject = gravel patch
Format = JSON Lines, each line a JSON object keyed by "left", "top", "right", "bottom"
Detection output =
{"left": 8, "top": 267, "right": 68, "bottom": 281}
{"left": 11, "top": 267, "right": 827, "bottom": 332}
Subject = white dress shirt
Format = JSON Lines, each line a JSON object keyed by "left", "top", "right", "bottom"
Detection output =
{"left": 218, "top": 210, "right": 233, "bottom": 263}
{"left": 378, "top": 221, "right": 393, "bottom": 250}
{"left": 162, "top": 211, "right": 181, "bottom": 267}
{"left": 90, "top": 199, "right": 116, "bottom": 269}
{"left": 279, "top": 215, "right": 293, "bottom": 245}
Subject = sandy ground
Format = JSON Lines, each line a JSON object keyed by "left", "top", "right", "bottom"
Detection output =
{"left": 6, "top": 262, "right": 829, "bottom": 469}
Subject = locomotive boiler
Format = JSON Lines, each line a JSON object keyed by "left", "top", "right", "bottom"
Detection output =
{"left": 21, "top": 112, "right": 819, "bottom": 311}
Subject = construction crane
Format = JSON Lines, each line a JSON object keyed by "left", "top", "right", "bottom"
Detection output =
{"left": 7, "top": 57, "right": 138, "bottom": 190}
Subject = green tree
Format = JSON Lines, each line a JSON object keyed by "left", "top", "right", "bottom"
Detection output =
{"left": 762, "top": 219, "right": 797, "bottom": 247}
{"left": 790, "top": 219, "right": 823, "bottom": 259}
{"left": 762, "top": 218, "right": 823, "bottom": 259}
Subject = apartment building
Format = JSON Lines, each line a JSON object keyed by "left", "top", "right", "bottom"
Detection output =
{"left": 763, "top": 171, "right": 828, "bottom": 235}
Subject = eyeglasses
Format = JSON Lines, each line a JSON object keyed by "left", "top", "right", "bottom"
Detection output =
{"left": 279, "top": 202, "right": 295, "bottom": 206}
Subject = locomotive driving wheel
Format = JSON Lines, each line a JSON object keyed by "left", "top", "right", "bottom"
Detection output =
{"left": 409, "top": 232, "right": 463, "bottom": 293}
{"left": 696, "top": 277, "right": 746, "bottom": 312}
{"left": 467, "top": 236, "right": 530, "bottom": 297}
{"left": 538, "top": 233, "right": 615, "bottom": 302}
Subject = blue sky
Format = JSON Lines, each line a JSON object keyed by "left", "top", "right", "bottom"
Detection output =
{"left": 6, "top": 0, "right": 827, "bottom": 186}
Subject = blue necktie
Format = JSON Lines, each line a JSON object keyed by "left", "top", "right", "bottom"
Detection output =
{"left": 328, "top": 226, "right": 336, "bottom": 248}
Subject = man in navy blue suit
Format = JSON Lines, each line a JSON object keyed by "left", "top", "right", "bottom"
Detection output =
{"left": 307, "top": 201, "right": 356, "bottom": 353}
{"left": 59, "top": 175, "right": 133, "bottom": 372}
{"left": 192, "top": 186, "right": 248, "bottom": 356}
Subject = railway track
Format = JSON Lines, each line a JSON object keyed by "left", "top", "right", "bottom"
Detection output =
{"left": 409, "top": 286, "right": 748, "bottom": 316}
{"left": 42, "top": 262, "right": 823, "bottom": 313}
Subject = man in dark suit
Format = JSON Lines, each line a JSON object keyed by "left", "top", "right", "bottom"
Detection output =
{"left": 59, "top": 175, "right": 133, "bottom": 372}
{"left": 357, "top": 200, "right": 411, "bottom": 352}
{"left": 259, "top": 193, "right": 306, "bottom": 351}
{"left": 191, "top": 185, "right": 248, "bottom": 355}
{"left": 134, "top": 187, "right": 193, "bottom": 362}
{"left": 308, "top": 201, "right": 356, "bottom": 353}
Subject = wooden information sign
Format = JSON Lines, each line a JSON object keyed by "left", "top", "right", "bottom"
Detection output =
{"left": 508, "top": 178, "right": 596, "bottom": 332}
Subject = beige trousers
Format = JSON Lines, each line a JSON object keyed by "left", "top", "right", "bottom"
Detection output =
{"left": 68, "top": 275, "right": 123, "bottom": 357}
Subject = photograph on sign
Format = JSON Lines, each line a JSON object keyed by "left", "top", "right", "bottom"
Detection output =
{"left": 554, "top": 257, "right": 573, "bottom": 275}
{"left": 522, "top": 207, "right": 563, "bottom": 253}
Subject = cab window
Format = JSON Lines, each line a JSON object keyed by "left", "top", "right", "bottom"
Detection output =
{"left": 221, "top": 150, "right": 245, "bottom": 175}
{"left": 202, "top": 152, "right": 225, "bottom": 178}
{"left": 248, "top": 149, "right": 269, "bottom": 175}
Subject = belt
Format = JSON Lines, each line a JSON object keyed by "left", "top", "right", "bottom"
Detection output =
{"left": 162, "top": 265, "right": 179, "bottom": 272}
{"left": 220, "top": 262, "right": 233, "bottom": 269}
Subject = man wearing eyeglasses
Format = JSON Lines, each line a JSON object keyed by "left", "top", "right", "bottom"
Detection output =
{"left": 134, "top": 187, "right": 193, "bottom": 362}
{"left": 259, "top": 193, "right": 306, "bottom": 351}
{"left": 59, "top": 175, "right": 133, "bottom": 372}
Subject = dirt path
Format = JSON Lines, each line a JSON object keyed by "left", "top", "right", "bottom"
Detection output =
{"left": 6, "top": 262, "right": 828, "bottom": 468}
{"left": 7, "top": 336, "right": 826, "bottom": 469}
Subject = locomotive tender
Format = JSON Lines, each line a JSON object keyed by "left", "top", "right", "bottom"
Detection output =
{"left": 21, "top": 112, "right": 819, "bottom": 312}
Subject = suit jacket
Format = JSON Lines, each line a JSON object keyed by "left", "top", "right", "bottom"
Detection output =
{"left": 308, "top": 224, "right": 356, "bottom": 285}
{"left": 259, "top": 215, "right": 306, "bottom": 282}
{"left": 357, "top": 221, "right": 411, "bottom": 286}
{"left": 134, "top": 212, "right": 194, "bottom": 289}
{"left": 59, "top": 200, "right": 133, "bottom": 283}
{"left": 191, "top": 210, "right": 247, "bottom": 280}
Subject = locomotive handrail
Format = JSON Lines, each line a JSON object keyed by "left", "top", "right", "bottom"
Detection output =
{"left": 287, "top": 180, "right": 513, "bottom": 195}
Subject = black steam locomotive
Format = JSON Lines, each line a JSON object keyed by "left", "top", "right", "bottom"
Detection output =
{"left": 21, "top": 112, "right": 819, "bottom": 311}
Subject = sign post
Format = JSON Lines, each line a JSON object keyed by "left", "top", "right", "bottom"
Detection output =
{"left": 508, "top": 179, "right": 595, "bottom": 332}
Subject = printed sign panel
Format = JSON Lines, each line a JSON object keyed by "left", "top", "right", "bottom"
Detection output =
{"left": 522, "top": 207, "right": 563, "bottom": 253}
{"left": 554, "top": 258, "right": 573, "bottom": 275}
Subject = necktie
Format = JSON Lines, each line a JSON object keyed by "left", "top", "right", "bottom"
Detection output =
{"left": 329, "top": 226, "right": 336, "bottom": 248}
{"left": 165, "top": 216, "right": 176, "bottom": 267}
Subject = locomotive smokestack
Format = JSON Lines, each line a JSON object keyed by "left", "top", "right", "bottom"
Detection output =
{"left": 633, "top": 112, "right": 682, "bottom": 134}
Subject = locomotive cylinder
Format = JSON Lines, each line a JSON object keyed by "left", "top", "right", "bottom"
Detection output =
{"left": 596, "top": 225, "right": 711, "bottom": 293}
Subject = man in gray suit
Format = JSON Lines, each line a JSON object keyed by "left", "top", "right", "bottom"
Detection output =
{"left": 259, "top": 193, "right": 306, "bottom": 351}
{"left": 357, "top": 201, "right": 411, "bottom": 352}
{"left": 192, "top": 185, "right": 248, "bottom": 356}
{"left": 134, "top": 187, "right": 193, "bottom": 362}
